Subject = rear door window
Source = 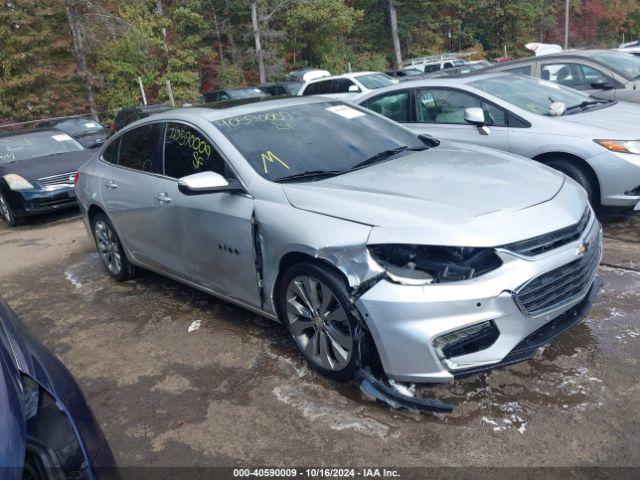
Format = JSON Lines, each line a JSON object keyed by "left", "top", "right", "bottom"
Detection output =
{"left": 163, "top": 123, "right": 231, "bottom": 179}
{"left": 362, "top": 91, "right": 409, "bottom": 122}
{"left": 118, "top": 123, "right": 163, "bottom": 173}
{"left": 335, "top": 78, "right": 357, "bottom": 93}
{"left": 101, "top": 139, "right": 120, "bottom": 164}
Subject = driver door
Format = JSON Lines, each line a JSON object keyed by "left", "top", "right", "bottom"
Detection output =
{"left": 162, "top": 122, "right": 260, "bottom": 308}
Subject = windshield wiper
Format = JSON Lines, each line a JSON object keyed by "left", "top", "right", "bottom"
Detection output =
{"left": 563, "top": 99, "right": 612, "bottom": 114}
{"left": 350, "top": 145, "right": 427, "bottom": 171}
{"left": 275, "top": 170, "right": 344, "bottom": 183}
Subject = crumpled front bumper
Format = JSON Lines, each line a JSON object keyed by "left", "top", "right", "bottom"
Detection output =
{"left": 8, "top": 186, "right": 77, "bottom": 217}
{"left": 355, "top": 216, "right": 602, "bottom": 384}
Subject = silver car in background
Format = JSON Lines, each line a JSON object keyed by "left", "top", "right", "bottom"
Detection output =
{"left": 76, "top": 97, "right": 601, "bottom": 386}
{"left": 356, "top": 73, "right": 640, "bottom": 210}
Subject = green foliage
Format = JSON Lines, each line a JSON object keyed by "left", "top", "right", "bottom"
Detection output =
{"left": 0, "top": 0, "right": 85, "bottom": 122}
{"left": 287, "top": 0, "right": 364, "bottom": 72}
{"left": 2, "top": 0, "right": 640, "bottom": 122}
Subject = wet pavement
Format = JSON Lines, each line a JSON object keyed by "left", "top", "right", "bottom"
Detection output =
{"left": 0, "top": 210, "right": 638, "bottom": 467}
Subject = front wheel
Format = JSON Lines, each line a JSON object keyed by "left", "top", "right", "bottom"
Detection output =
{"left": 92, "top": 213, "right": 136, "bottom": 281}
{"left": 0, "top": 191, "right": 20, "bottom": 227}
{"left": 278, "top": 262, "right": 360, "bottom": 381}
{"left": 546, "top": 159, "right": 598, "bottom": 206}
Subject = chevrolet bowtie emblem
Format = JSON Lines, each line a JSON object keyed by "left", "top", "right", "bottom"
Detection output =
{"left": 576, "top": 241, "right": 590, "bottom": 255}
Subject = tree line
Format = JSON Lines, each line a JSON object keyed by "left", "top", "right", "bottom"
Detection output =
{"left": 0, "top": 0, "right": 638, "bottom": 124}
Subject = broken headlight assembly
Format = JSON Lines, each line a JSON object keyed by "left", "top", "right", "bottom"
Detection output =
{"left": 368, "top": 244, "right": 503, "bottom": 285}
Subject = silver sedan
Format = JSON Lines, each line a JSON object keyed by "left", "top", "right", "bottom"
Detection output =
{"left": 76, "top": 97, "right": 601, "bottom": 386}
{"left": 355, "top": 72, "right": 640, "bottom": 210}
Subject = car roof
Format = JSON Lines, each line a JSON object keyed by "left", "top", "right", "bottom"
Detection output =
{"left": 486, "top": 49, "right": 620, "bottom": 68}
{"left": 304, "top": 71, "right": 383, "bottom": 83}
{"left": 146, "top": 96, "right": 330, "bottom": 122}
{"left": 0, "top": 127, "right": 63, "bottom": 139}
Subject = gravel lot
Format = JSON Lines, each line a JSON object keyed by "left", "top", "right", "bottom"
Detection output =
{"left": 1, "top": 209, "right": 639, "bottom": 470}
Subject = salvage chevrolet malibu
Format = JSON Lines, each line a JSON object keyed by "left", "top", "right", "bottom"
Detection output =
{"left": 75, "top": 97, "right": 601, "bottom": 393}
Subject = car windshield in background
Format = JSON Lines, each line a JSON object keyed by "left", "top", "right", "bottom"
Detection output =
{"left": 53, "top": 118, "right": 105, "bottom": 135}
{"left": 356, "top": 74, "right": 397, "bottom": 89}
{"left": 470, "top": 75, "right": 608, "bottom": 115}
{"left": 230, "top": 88, "right": 268, "bottom": 99}
{"left": 0, "top": 131, "right": 84, "bottom": 163}
{"left": 213, "top": 102, "right": 426, "bottom": 182}
{"left": 593, "top": 52, "right": 640, "bottom": 79}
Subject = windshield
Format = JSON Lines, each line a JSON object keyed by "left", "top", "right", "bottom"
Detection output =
{"left": 356, "top": 73, "right": 397, "bottom": 90}
{"left": 0, "top": 130, "right": 84, "bottom": 163}
{"left": 593, "top": 52, "right": 640, "bottom": 79}
{"left": 470, "top": 74, "right": 602, "bottom": 115}
{"left": 229, "top": 88, "right": 267, "bottom": 99}
{"left": 213, "top": 102, "right": 426, "bottom": 182}
{"left": 52, "top": 117, "right": 105, "bottom": 135}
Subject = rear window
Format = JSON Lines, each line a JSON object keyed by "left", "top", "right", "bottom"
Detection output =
{"left": 0, "top": 130, "right": 84, "bottom": 163}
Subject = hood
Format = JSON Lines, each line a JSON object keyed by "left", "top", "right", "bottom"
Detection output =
{"left": 0, "top": 299, "right": 113, "bottom": 466}
{"left": 560, "top": 102, "right": 640, "bottom": 138}
{"left": 0, "top": 322, "right": 26, "bottom": 475}
{"left": 0, "top": 149, "right": 94, "bottom": 182}
{"left": 282, "top": 145, "right": 564, "bottom": 229}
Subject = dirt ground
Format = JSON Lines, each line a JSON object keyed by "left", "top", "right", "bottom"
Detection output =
{"left": 0, "top": 209, "right": 639, "bottom": 470}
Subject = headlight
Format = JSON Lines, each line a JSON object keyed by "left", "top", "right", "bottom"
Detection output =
{"left": 3, "top": 173, "right": 34, "bottom": 190}
{"left": 368, "top": 244, "right": 502, "bottom": 285}
{"left": 594, "top": 139, "right": 640, "bottom": 155}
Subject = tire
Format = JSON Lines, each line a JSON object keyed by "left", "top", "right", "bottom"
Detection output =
{"left": 278, "top": 262, "right": 361, "bottom": 381}
{"left": 91, "top": 213, "right": 137, "bottom": 281}
{"left": 0, "top": 191, "right": 20, "bottom": 227}
{"left": 546, "top": 159, "right": 598, "bottom": 206}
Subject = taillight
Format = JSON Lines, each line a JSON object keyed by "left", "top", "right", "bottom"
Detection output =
{"left": 72, "top": 172, "right": 80, "bottom": 186}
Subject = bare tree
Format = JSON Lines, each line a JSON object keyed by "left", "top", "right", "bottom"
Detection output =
{"left": 387, "top": 0, "right": 402, "bottom": 69}
{"left": 251, "top": 0, "right": 266, "bottom": 84}
{"left": 65, "top": 1, "right": 97, "bottom": 116}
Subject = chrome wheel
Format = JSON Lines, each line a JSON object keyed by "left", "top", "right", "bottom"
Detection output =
{"left": 285, "top": 275, "right": 353, "bottom": 371}
{"left": 94, "top": 220, "right": 122, "bottom": 275}
{"left": 0, "top": 194, "right": 10, "bottom": 222}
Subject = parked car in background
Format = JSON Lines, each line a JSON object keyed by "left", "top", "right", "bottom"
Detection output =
{"left": 76, "top": 97, "right": 600, "bottom": 386}
{"left": 386, "top": 68, "right": 424, "bottom": 79}
{"left": 0, "top": 297, "right": 119, "bottom": 479}
{"left": 423, "top": 62, "right": 489, "bottom": 78}
{"left": 111, "top": 105, "right": 173, "bottom": 135}
{"left": 402, "top": 54, "right": 469, "bottom": 73}
{"left": 355, "top": 72, "right": 640, "bottom": 210}
{"left": 258, "top": 81, "right": 303, "bottom": 96}
{"left": 37, "top": 115, "right": 108, "bottom": 149}
{"left": 0, "top": 129, "right": 93, "bottom": 226}
{"left": 202, "top": 87, "right": 267, "bottom": 104}
{"left": 482, "top": 50, "right": 640, "bottom": 103}
{"left": 286, "top": 68, "right": 331, "bottom": 83}
{"left": 298, "top": 72, "right": 398, "bottom": 99}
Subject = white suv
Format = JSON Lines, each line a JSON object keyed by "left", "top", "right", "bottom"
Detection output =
{"left": 298, "top": 72, "right": 398, "bottom": 99}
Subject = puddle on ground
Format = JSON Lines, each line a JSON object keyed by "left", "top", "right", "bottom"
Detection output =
{"left": 62, "top": 254, "right": 640, "bottom": 437}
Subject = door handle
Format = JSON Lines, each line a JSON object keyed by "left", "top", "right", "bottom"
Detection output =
{"left": 154, "top": 192, "right": 172, "bottom": 204}
{"left": 104, "top": 179, "right": 118, "bottom": 189}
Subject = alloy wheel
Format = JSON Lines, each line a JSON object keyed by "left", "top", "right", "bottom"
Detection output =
{"left": 0, "top": 194, "right": 10, "bottom": 222}
{"left": 285, "top": 275, "right": 354, "bottom": 371}
{"left": 94, "top": 220, "right": 123, "bottom": 276}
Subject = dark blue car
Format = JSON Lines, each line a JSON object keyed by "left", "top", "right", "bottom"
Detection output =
{"left": 0, "top": 298, "right": 119, "bottom": 479}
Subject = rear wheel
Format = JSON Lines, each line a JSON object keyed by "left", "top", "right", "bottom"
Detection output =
{"left": 278, "top": 262, "right": 360, "bottom": 381}
{"left": 0, "top": 191, "right": 19, "bottom": 227}
{"left": 546, "top": 159, "right": 598, "bottom": 206}
{"left": 92, "top": 213, "right": 136, "bottom": 281}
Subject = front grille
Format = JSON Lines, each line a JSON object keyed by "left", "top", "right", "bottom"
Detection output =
{"left": 515, "top": 238, "right": 600, "bottom": 317}
{"left": 37, "top": 172, "right": 76, "bottom": 188}
{"left": 501, "top": 208, "right": 591, "bottom": 256}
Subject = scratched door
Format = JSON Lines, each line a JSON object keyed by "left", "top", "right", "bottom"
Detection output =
{"left": 162, "top": 122, "right": 261, "bottom": 308}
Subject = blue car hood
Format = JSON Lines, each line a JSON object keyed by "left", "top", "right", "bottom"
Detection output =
{"left": 0, "top": 325, "right": 26, "bottom": 476}
{"left": 0, "top": 299, "right": 111, "bottom": 469}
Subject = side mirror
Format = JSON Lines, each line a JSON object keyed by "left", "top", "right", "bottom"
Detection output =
{"left": 464, "top": 107, "right": 486, "bottom": 126}
{"left": 178, "top": 171, "right": 242, "bottom": 195}
{"left": 590, "top": 78, "right": 614, "bottom": 90}
{"left": 348, "top": 85, "right": 361, "bottom": 93}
